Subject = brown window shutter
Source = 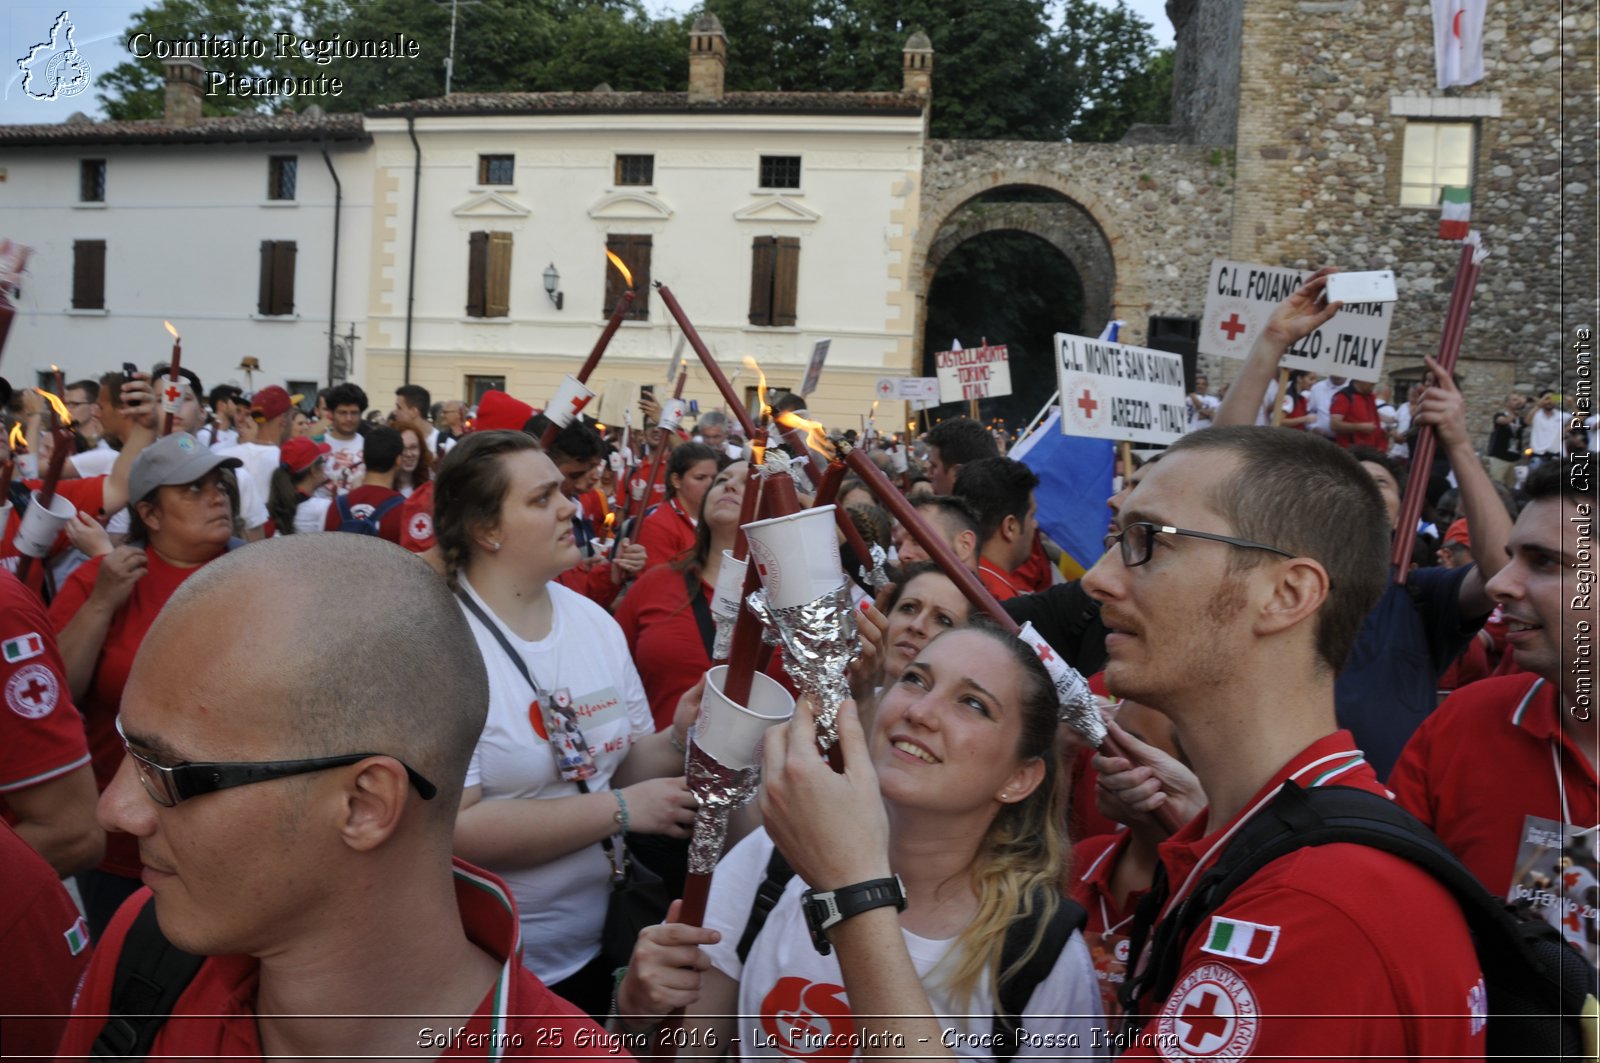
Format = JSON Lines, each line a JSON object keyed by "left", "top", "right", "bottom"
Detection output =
{"left": 748, "top": 237, "right": 775, "bottom": 326}
{"left": 257, "top": 241, "right": 275, "bottom": 316}
{"left": 271, "top": 242, "right": 297, "bottom": 316}
{"left": 628, "top": 236, "right": 651, "bottom": 321}
{"left": 486, "top": 232, "right": 512, "bottom": 317}
{"left": 73, "top": 240, "right": 105, "bottom": 310}
{"left": 466, "top": 232, "right": 488, "bottom": 318}
{"left": 604, "top": 234, "right": 627, "bottom": 318}
{"left": 772, "top": 237, "right": 800, "bottom": 327}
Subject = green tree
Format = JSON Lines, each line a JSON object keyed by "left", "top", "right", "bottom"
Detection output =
{"left": 98, "top": 0, "right": 341, "bottom": 119}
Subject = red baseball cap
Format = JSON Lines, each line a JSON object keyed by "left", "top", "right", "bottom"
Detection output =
{"left": 280, "top": 436, "right": 331, "bottom": 475}
{"left": 1443, "top": 518, "right": 1471, "bottom": 548}
{"left": 473, "top": 390, "right": 534, "bottom": 434}
{"left": 250, "top": 385, "right": 293, "bottom": 423}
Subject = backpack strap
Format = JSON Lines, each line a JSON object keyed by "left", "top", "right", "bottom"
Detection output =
{"left": 685, "top": 569, "right": 717, "bottom": 660}
{"left": 335, "top": 494, "right": 355, "bottom": 525}
{"left": 736, "top": 846, "right": 795, "bottom": 965}
{"left": 991, "top": 894, "right": 1087, "bottom": 1063}
{"left": 90, "top": 898, "right": 206, "bottom": 1059}
{"left": 369, "top": 494, "right": 405, "bottom": 523}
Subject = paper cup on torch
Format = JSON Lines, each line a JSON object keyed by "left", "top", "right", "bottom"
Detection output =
{"left": 159, "top": 375, "right": 187, "bottom": 417}
{"left": 658, "top": 397, "right": 688, "bottom": 433}
{"left": 711, "top": 550, "right": 748, "bottom": 620}
{"left": 545, "top": 375, "right": 597, "bottom": 429}
{"left": 695, "top": 664, "right": 796, "bottom": 769}
{"left": 743, "top": 505, "right": 844, "bottom": 608}
{"left": 14, "top": 489, "right": 76, "bottom": 558}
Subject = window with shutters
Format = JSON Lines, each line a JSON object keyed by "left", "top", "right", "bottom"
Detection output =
{"left": 603, "top": 234, "right": 651, "bottom": 321}
{"left": 614, "top": 154, "right": 654, "bottom": 186}
{"left": 478, "top": 155, "right": 514, "bottom": 185}
{"left": 79, "top": 160, "right": 106, "bottom": 202}
{"left": 748, "top": 236, "right": 800, "bottom": 327}
{"left": 758, "top": 155, "right": 802, "bottom": 190}
{"left": 72, "top": 240, "right": 106, "bottom": 309}
{"left": 466, "top": 231, "right": 513, "bottom": 318}
{"left": 267, "top": 156, "right": 297, "bottom": 200}
{"left": 257, "top": 241, "right": 297, "bottom": 316}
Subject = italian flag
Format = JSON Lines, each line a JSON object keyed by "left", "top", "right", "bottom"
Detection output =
{"left": 1439, "top": 186, "right": 1471, "bottom": 240}
{"left": 2, "top": 632, "right": 43, "bottom": 663}
{"left": 1202, "top": 917, "right": 1279, "bottom": 964}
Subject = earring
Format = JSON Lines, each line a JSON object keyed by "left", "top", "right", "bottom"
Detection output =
{"left": 488, "top": 541, "right": 501, "bottom": 552}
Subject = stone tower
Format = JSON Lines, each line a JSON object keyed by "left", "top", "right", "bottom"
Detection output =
{"left": 688, "top": 13, "right": 727, "bottom": 103}
{"left": 163, "top": 57, "right": 205, "bottom": 126}
{"left": 903, "top": 32, "right": 934, "bottom": 95}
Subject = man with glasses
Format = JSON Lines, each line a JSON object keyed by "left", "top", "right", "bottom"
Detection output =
{"left": 64, "top": 379, "right": 104, "bottom": 446}
{"left": 55, "top": 534, "right": 616, "bottom": 1058}
{"left": 1079, "top": 425, "right": 1485, "bottom": 1058}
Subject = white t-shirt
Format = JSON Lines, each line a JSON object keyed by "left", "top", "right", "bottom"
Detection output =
{"left": 323, "top": 433, "right": 365, "bottom": 495}
{"left": 197, "top": 425, "right": 238, "bottom": 450}
{"left": 1529, "top": 407, "right": 1564, "bottom": 455}
{"left": 69, "top": 441, "right": 119, "bottom": 479}
{"left": 1185, "top": 393, "right": 1220, "bottom": 433}
{"left": 702, "top": 830, "right": 1103, "bottom": 1061}
{"left": 292, "top": 495, "right": 331, "bottom": 534}
{"left": 458, "top": 576, "right": 653, "bottom": 984}
{"left": 1307, "top": 378, "right": 1342, "bottom": 437}
{"left": 214, "top": 442, "right": 279, "bottom": 527}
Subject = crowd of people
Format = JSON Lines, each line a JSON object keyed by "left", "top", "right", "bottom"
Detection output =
{"left": 1, "top": 266, "right": 1593, "bottom": 1059}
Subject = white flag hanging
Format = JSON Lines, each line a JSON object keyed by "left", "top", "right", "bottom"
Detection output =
{"left": 1432, "top": 0, "right": 1487, "bottom": 89}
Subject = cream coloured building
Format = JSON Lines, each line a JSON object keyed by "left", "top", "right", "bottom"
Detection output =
{"left": 359, "top": 16, "right": 931, "bottom": 431}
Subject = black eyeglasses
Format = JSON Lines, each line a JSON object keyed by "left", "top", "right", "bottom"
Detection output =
{"left": 1104, "top": 521, "right": 1296, "bottom": 569}
{"left": 116, "top": 717, "right": 437, "bottom": 807}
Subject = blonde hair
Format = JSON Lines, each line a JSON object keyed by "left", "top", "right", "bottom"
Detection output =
{"left": 936, "top": 621, "right": 1071, "bottom": 1006}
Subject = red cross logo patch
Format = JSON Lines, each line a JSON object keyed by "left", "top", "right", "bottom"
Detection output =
{"left": 1063, "top": 375, "right": 1106, "bottom": 434}
{"left": 1156, "top": 962, "right": 1259, "bottom": 1060}
{"left": 6, "top": 663, "right": 60, "bottom": 719}
{"left": 408, "top": 512, "right": 433, "bottom": 544}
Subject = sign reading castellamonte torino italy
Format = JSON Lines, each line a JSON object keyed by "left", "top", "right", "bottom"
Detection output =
{"left": 1200, "top": 258, "right": 1394, "bottom": 383}
{"left": 127, "top": 32, "right": 420, "bottom": 96}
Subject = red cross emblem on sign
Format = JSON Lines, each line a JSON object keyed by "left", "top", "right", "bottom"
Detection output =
{"left": 1220, "top": 313, "right": 1247, "bottom": 341}
{"left": 1179, "top": 989, "right": 1230, "bottom": 1048}
{"left": 1076, "top": 389, "right": 1099, "bottom": 418}
{"left": 877, "top": 380, "right": 894, "bottom": 398}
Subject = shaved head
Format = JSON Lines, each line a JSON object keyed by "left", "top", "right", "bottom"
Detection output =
{"left": 140, "top": 535, "right": 488, "bottom": 818}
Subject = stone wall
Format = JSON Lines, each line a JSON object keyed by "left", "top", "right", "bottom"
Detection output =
{"left": 1230, "top": 0, "right": 1589, "bottom": 430}
{"left": 918, "top": 140, "right": 1236, "bottom": 347}
{"left": 1167, "top": 0, "right": 1245, "bottom": 147}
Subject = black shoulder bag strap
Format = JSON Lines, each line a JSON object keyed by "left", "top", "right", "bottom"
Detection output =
{"left": 992, "top": 894, "right": 1088, "bottom": 1063}
{"left": 685, "top": 569, "right": 717, "bottom": 660}
{"left": 90, "top": 899, "right": 206, "bottom": 1059}
{"left": 454, "top": 586, "right": 621, "bottom": 874}
{"left": 737, "top": 846, "right": 796, "bottom": 964}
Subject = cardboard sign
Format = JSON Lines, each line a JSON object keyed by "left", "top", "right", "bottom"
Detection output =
{"left": 1200, "top": 259, "right": 1394, "bottom": 383}
{"left": 1055, "top": 333, "right": 1189, "bottom": 445}
{"left": 875, "top": 377, "right": 940, "bottom": 402}
{"left": 934, "top": 342, "right": 1012, "bottom": 403}
{"left": 666, "top": 334, "right": 686, "bottom": 384}
{"left": 798, "top": 339, "right": 832, "bottom": 397}
{"left": 597, "top": 378, "right": 639, "bottom": 427}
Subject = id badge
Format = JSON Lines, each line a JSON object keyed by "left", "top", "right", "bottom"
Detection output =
{"left": 1086, "top": 928, "right": 1131, "bottom": 1021}
{"left": 1507, "top": 814, "right": 1600, "bottom": 967}
{"left": 541, "top": 687, "right": 597, "bottom": 782}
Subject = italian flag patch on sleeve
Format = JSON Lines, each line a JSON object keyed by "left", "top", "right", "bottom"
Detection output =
{"left": 1200, "top": 916, "right": 1280, "bottom": 965}
{"left": 2, "top": 632, "right": 44, "bottom": 664}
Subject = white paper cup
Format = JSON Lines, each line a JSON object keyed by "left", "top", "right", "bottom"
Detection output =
{"left": 711, "top": 550, "right": 748, "bottom": 619}
{"left": 658, "top": 397, "right": 688, "bottom": 432}
{"left": 695, "top": 664, "right": 796, "bottom": 769}
{"left": 743, "top": 505, "right": 844, "bottom": 608}
{"left": 545, "top": 375, "right": 597, "bottom": 429}
{"left": 159, "top": 375, "right": 186, "bottom": 416}
{"left": 14, "top": 489, "right": 76, "bottom": 558}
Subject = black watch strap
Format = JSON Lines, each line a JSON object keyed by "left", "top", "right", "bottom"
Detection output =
{"left": 801, "top": 875, "right": 907, "bottom": 956}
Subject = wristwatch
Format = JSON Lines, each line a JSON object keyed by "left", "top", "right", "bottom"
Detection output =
{"left": 800, "top": 875, "right": 907, "bottom": 956}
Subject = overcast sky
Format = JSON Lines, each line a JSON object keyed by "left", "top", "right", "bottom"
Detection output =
{"left": 1, "top": 0, "right": 1174, "bottom": 125}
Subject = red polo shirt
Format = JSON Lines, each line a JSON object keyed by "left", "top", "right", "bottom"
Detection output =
{"left": 1329, "top": 387, "right": 1388, "bottom": 451}
{"left": 0, "top": 821, "right": 90, "bottom": 1057}
{"left": 0, "top": 571, "right": 89, "bottom": 820}
{"left": 977, "top": 557, "right": 1022, "bottom": 602}
{"left": 615, "top": 564, "right": 713, "bottom": 731}
{"left": 1391, "top": 675, "right": 1599, "bottom": 898}
{"left": 1070, "top": 830, "right": 1144, "bottom": 1021}
{"left": 635, "top": 499, "right": 696, "bottom": 577}
{"left": 1122, "top": 732, "right": 1484, "bottom": 1060}
{"left": 56, "top": 859, "right": 619, "bottom": 1060}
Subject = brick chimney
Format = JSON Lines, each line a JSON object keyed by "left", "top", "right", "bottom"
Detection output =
{"left": 688, "top": 13, "right": 727, "bottom": 103}
{"left": 163, "top": 57, "right": 204, "bottom": 125}
{"left": 903, "top": 32, "right": 933, "bottom": 95}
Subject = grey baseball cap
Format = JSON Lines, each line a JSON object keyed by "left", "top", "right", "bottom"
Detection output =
{"left": 128, "top": 433, "right": 242, "bottom": 504}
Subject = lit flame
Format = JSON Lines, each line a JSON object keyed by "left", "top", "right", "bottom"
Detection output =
{"left": 8, "top": 423, "right": 25, "bottom": 451}
{"left": 605, "top": 251, "right": 634, "bottom": 290}
{"left": 33, "top": 388, "right": 72, "bottom": 426}
{"left": 869, "top": 400, "right": 879, "bottom": 418}
{"left": 777, "top": 410, "right": 835, "bottom": 461}
{"left": 164, "top": 320, "right": 180, "bottom": 340}
{"left": 742, "top": 356, "right": 770, "bottom": 421}
{"left": 751, "top": 440, "right": 766, "bottom": 466}
{"left": 604, "top": 511, "right": 616, "bottom": 529}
